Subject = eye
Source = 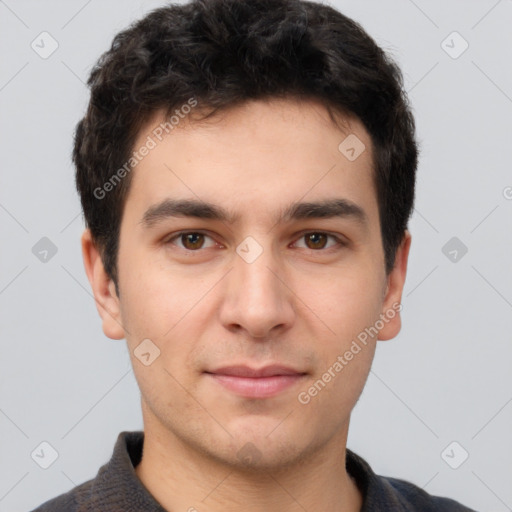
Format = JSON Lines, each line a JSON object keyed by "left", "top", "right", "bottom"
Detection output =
{"left": 164, "top": 230, "right": 346, "bottom": 253}
{"left": 165, "top": 231, "right": 217, "bottom": 251}
{"left": 293, "top": 232, "right": 345, "bottom": 251}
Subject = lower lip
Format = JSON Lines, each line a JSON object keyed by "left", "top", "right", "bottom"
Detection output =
{"left": 206, "top": 373, "right": 306, "bottom": 398}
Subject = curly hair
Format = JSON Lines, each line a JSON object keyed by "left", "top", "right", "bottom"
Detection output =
{"left": 74, "top": 0, "right": 418, "bottom": 291}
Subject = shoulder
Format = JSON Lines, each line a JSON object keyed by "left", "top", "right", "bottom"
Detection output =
{"left": 346, "top": 449, "right": 477, "bottom": 512}
{"left": 28, "top": 431, "right": 147, "bottom": 512}
{"left": 379, "top": 475, "right": 478, "bottom": 512}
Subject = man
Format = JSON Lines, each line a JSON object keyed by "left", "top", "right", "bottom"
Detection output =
{"left": 31, "top": 0, "right": 476, "bottom": 510}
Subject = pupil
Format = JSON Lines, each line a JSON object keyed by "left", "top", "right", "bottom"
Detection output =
{"left": 184, "top": 233, "right": 203, "bottom": 249}
{"left": 308, "top": 233, "right": 326, "bottom": 249}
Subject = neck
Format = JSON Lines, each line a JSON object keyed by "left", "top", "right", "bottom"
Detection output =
{"left": 135, "top": 419, "right": 362, "bottom": 512}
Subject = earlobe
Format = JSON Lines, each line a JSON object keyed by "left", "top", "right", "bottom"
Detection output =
{"left": 81, "top": 229, "right": 125, "bottom": 340}
{"left": 377, "top": 230, "right": 412, "bottom": 341}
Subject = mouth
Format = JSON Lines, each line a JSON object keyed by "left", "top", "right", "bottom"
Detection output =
{"left": 204, "top": 365, "right": 308, "bottom": 399}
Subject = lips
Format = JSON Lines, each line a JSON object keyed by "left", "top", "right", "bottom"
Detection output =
{"left": 205, "top": 365, "right": 307, "bottom": 398}
{"left": 207, "top": 364, "right": 305, "bottom": 378}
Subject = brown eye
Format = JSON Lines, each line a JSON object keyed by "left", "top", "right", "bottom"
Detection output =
{"left": 180, "top": 233, "right": 205, "bottom": 250}
{"left": 294, "top": 232, "right": 345, "bottom": 251}
{"left": 166, "top": 232, "right": 216, "bottom": 251}
{"left": 305, "top": 232, "right": 328, "bottom": 249}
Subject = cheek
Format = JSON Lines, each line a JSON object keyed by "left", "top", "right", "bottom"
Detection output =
{"left": 119, "top": 284, "right": 169, "bottom": 342}
{"left": 118, "top": 263, "right": 211, "bottom": 381}
{"left": 298, "top": 314, "right": 377, "bottom": 418}
{"left": 302, "top": 265, "right": 385, "bottom": 341}
{"left": 117, "top": 251, "right": 192, "bottom": 340}
{"left": 294, "top": 342, "right": 376, "bottom": 439}
{"left": 298, "top": 266, "right": 383, "bottom": 406}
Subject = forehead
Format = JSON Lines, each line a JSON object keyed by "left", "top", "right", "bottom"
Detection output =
{"left": 124, "top": 98, "right": 379, "bottom": 231}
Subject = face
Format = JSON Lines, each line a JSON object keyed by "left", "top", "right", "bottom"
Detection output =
{"left": 83, "top": 98, "right": 410, "bottom": 471}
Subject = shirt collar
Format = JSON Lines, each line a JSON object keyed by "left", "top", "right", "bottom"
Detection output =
{"left": 84, "top": 430, "right": 167, "bottom": 511}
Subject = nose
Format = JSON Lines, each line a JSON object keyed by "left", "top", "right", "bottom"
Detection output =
{"left": 218, "top": 241, "right": 296, "bottom": 339}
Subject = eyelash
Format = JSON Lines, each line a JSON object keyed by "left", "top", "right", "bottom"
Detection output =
{"left": 164, "top": 230, "right": 347, "bottom": 253}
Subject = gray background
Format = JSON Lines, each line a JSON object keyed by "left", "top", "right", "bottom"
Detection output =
{"left": 1, "top": 0, "right": 511, "bottom": 511}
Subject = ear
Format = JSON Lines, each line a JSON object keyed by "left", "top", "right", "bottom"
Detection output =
{"left": 81, "top": 229, "right": 125, "bottom": 340}
{"left": 377, "top": 230, "right": 412, "bottom": 341}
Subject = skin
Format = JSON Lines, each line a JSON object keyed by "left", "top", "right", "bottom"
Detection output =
{"left": 82, "top": 97, "right": 411, "bottom": 512}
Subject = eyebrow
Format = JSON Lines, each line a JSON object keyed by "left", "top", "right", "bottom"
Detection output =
{"left": 140, "top": 197, "right": 368, "bottom": 229}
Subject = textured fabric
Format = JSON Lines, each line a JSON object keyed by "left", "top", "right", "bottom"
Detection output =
{"left": 30, "top": 430, "right": 477, "bottom": 512}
